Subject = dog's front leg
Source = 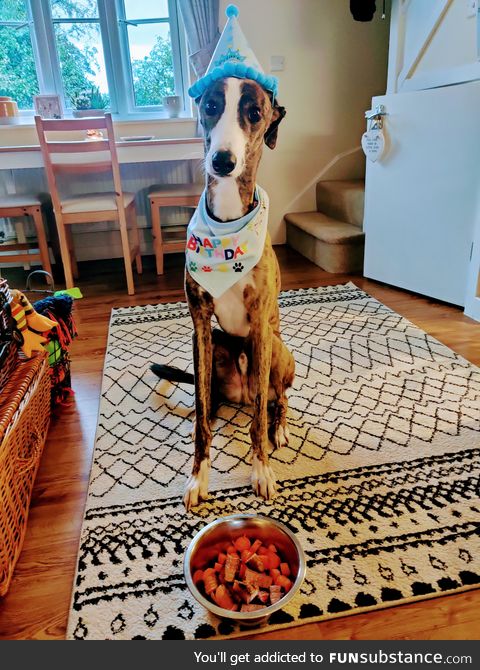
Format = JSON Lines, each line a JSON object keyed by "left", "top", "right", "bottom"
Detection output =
{"left": 184, "top": 293, "right": 214, "bottom": 510}
{"left": 246, "top": 288, "right": 276, "bottom": 500}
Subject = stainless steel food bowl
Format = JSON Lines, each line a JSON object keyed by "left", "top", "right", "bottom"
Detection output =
{"left": 184, "top": 514, "right": 306, "bottom": 624}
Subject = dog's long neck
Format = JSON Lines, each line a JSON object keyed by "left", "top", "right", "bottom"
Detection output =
{"left": 206, "top": 167, "right": 259, "bottom": 223}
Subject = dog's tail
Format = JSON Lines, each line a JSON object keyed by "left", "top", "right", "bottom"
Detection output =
{"left": 150, "top": 363, "right": 194, "bottom": 385}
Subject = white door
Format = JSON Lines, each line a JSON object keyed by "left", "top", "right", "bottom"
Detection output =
{"left": 363, "top": 81, "right": 480, "bottom": 306}
{"left": 388, "top": 0, "right": 480, "bottom": 94}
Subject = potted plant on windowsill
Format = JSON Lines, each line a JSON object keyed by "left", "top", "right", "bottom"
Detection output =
{"left": 71, "top": 86, "right": 108, "bottom": 118}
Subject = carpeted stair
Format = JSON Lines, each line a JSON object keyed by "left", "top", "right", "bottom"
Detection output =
{"left": 285, "top": 179, "right": 365, "bottom": 273}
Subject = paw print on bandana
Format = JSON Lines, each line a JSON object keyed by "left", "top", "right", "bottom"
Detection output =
{"left": 233, "top": 262, "right": 244, "bottom": 273}
{"left": 202, "top": 265, "right": 213, "bottom": 272}
{"left": 189, "top": 261, "right": 197, "bottom": 272}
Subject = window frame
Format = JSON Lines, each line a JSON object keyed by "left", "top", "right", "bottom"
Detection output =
{"left": 0, "top": 0, "right": 191, "bottom": 119}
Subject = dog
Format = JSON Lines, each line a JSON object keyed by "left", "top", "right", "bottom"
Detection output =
{"left": 151, "top": 326, "right": 295, "bottom": 434}
{"left": 154, "top": 76, "right": 292, "bottom": 510}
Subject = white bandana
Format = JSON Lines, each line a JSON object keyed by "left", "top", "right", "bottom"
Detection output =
{"left": 185, "top": 185, "right": 269, "bottom": 298}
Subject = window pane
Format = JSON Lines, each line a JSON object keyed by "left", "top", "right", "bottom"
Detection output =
{"left": 0, "top": 0, "right": 28, "bottom": 21}
{"left": 50, "top": 0, "right": 98, "bottom": 19}
{"left": 53, "top": 21, "right": 109, "bottom": 108}
{"left": 0, "top": 25, "right": 39, "bottom": 109}
{"left": 124, "top": 0, "right": 169, "bottom": 20}
{"left": 128, "top": 23, "right": 175, "bottom": 106}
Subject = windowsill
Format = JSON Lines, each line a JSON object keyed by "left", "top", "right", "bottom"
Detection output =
{"left": 0, "top": 113, "right": 195, "bottom": 130}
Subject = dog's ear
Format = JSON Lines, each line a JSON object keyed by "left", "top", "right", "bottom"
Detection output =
{"left": 264, "top": 103, "right": 286, "bottom": 150}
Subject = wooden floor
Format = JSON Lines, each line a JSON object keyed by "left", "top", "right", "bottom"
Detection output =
{"left": 0, "top": 246, "right": 479, "bottom": 640}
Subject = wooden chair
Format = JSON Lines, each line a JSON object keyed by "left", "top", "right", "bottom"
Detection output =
{"left": 0, "top": 196, "right": 52, "bottom": 274}
{"left": 34, "top": 113, "right": 142, "bottom": 295}
{"left": 149, "top": 183, "right": 203, "bottom": 274}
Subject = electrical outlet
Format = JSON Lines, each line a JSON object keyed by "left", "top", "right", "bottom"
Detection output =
{"left": 466, "top": 0, "right": 478, "bottom": 18}
{"left": 270, "top": 55, "right": 285, "bottom": 72}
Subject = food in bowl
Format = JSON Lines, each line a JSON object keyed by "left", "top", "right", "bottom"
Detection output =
{"left": 184, "top": 514, "right": 306, "bottom": 621}
{"left": 192, "top": 534, "right": 294, "bottom": 612}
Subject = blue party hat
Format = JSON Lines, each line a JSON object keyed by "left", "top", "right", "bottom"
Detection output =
{"left": 188, "top": 5, "right": 278, "bottom": 99}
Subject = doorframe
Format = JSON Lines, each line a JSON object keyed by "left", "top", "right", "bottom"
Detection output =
{"left": 464, "top": 205, "right": 480, "bottom": 322}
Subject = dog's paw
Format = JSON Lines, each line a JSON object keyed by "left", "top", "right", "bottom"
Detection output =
{"left": 183, "top": 459, "right": 210, "bottom": 510}
{"left": 271, "top": 423, "right": 289, "bottom": 450}
{"left": 251, "top": 455, "right": 277, "bottom": 501}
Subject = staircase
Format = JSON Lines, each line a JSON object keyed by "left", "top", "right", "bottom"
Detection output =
{"left": 285, "top": 179, "right": 365, "bottom": 273}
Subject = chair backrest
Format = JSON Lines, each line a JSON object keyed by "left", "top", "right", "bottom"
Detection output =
{"left": 34, "top": 113, "right": 124, "bottom": 215}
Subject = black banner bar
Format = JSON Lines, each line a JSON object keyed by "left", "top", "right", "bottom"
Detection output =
{"left": 0, "top": 640, "right": 479, "bottom": 670}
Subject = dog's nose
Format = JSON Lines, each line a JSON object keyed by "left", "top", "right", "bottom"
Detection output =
{"left": 212, "top": 150, "right": 236, "bottom": 176}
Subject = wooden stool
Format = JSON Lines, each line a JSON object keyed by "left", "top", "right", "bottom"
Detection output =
{"left": 0, "top": 196, "right": 52, "bottom": 275}
{"left": 149, "top": 183, "right": 203, "bottom": 274}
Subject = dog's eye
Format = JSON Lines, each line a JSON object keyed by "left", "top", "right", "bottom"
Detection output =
{"left": 248, "top": 107, "right": 262, "bottom": 123}
{"left": 205, "top": 100, "right": 218, "bottom": 116}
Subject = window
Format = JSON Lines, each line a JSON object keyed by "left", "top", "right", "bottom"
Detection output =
{"left": 50, "top": 0, "right": 110, "bottom": 109}
{"left": 0, "top": 0, "right": 40, "bottom": 109}
{"left": 120, "top": 0, "right": 180, "bottom": 108}
{"left": 0, "top": 0, "right": 189, "bottom": 117}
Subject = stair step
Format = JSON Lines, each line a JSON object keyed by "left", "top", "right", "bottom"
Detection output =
{"left": 285, "top": 211, "right": 364, "bottom": 274}
{"left": 316, "top": 179, "right": 365, "bottom": 228}
{"left": 285, "top": 212, "right": 364, "bottom": 244}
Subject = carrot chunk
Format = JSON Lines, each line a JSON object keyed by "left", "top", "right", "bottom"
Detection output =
{"left": 267, "top": 552, "right": 281, "bottom": 569}
{"left": 257, "top": 590, "right": 269, "bottom": 604}
{"left": 250, "top": 539, "right": 262, "bottom": 554}
{"left": 270, "top": 568, "right": 280, "bottom": 581}
{"left": 227, "top": 544, "right": 238, "bottom": 554}
{"left": 275, "top": 575, "right": 292, "bottom": 591}
{"left": 215, "top": 584, "right": 237, "bottom": 610}
{"left": 193, "top": 569, "right": 204, "bottom": 585}
{"left": 280, "top": 562, "right": 291, "bottom": 577}
{"left": 234, "top": 535, "right": 251, "bottom": 552}
{"left": 218, "top": 552, "right": 227, "bottom": 565}
{"left": 268, "top": 544, "right": 278, "bottom": 553}
{"left": 214, "top": 562, "right": 223, "bottom": 572}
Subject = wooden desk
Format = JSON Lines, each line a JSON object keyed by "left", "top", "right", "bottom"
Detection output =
{"left": 0, "top": 137, "right": 204, "bottom": 170}
{"left": 0, "top": 136, "right": 204, "bottom": 266}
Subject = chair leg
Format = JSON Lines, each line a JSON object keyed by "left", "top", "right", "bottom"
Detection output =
{"left": 128, "top": 204, "right": 143, "bottom": 275}
{"left": 118, "top": 208, "right": 135, "bottom": 296}
{"left": 150, "top": 200, "right": 164, "bottom": 275}
{"left": 14, "top": 220, "right": 30, "bottom": 271}
{"left": 65, "top": 226, "right": 79, "bottom": 279}
{"left": 54, "top": 212, "right": 75, "bottom": 290}
{"left": 30, "top": 207, "right": 52, "bottom": 276}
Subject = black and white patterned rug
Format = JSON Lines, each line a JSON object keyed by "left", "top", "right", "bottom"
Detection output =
{"left": 67, "top": 283, "right": 480, "bottom": 640}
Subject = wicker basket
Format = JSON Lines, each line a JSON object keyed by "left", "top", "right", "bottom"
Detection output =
{"left": 0, "top": 277, "right": 12, "bottom": 336}
{"left": 0, "top": 277, "right": 18, "bottom": 392}
{"left": 0, "top": 339, "right": 18, "bottom": 392}
{"left": 0, "top": 352, "right": 51, "bottom": 596}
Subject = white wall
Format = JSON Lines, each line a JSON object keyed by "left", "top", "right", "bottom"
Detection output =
{"left": 218, "top": 0, "right": 389, "bottom": 242}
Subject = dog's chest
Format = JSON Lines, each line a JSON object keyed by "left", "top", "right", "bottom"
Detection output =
{"left": 213, "top": 271, "right": 254, "bottom": 337}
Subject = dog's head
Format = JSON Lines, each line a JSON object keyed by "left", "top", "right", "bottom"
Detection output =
{"left": 197, "top": 77, "right": 286, "bottom": 180}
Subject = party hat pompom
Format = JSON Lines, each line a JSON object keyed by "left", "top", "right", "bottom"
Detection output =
{"left": 226, "top": 4, "right": 239, "bottom": 18}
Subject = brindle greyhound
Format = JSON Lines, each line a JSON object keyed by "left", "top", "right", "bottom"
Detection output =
{"left": 181, "top": 76, "right": 293, "bottom": 510}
